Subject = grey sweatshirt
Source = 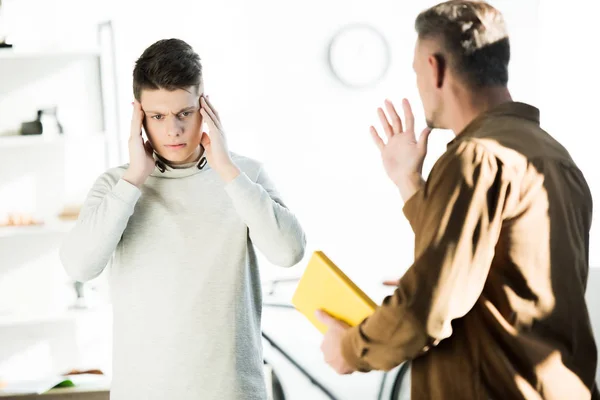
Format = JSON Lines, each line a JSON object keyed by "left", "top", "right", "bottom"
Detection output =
{"left": 59, "top": 153, "right": 306, "bottom": 400}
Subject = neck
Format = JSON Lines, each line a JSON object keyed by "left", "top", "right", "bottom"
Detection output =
{"left": 448, "top": 86, "right": 513, "bottom": 135}
{"left": 158, "top": 145, "right": 204, "bottom": 167}
{"left": 186, "top": 145, "right": 204, "bottom": 164}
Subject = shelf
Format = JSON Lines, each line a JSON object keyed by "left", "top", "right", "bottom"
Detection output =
{"left": 0, "top": 309, "right": 79, "bottom": 327}
{"left": 0, "top": 306, "right": 111, "bottom": 328}
{"left": 0, "top": 133, "right": 105, "bottom": 148}
{"left": 0, "top": 135, "right": 63, "bottom": 148}
{"left": 0, "top": 220, "right": 76, "bottom": 239}
{"left": 0, "top": 48, "right": 101, "bottom": 60}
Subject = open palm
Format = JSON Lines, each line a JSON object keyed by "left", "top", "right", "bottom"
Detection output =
{"left": 370, "top": 99, "right": 431, "bottom": 188}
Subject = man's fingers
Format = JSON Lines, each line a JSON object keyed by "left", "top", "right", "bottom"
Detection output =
{"left": 316, "top": 310, "right": 350, "bottom": 329}
{"left": 200, "top": 105, "right": 223, "bottom": 134}
{"left": 315, "top": 310, "right": 336, "bottom": 326}
{"left": 384, "top": 99, "right": 404, "bottom": 134}
{"left": 200, "top": 108, "right": 218, "bottom": 130}
{"left": 130, "top": 101, "right": 144, "bottom": 138}
{"left": 201, "top": 95, "right": 220, "bottom": 119}
{"left": 382, "top": 279, "right": 400, "bottom": 286}
{"left": 377, "top": 108, "right": 394, "bottom": 139}
{"left": 370, "top": 126, "right": 385, "bottom": 152}
{"left": 418, "top": 127, "right": 432, "bottom": 151}
{"left": 200, "top": 131, "right": 211, "bottom": 148}
{"left": 402, "top": 99, "right": 415, "bottom": 137}
{"left": 201, "top": 108, "right": 226, "bottom": 141}
{"left": 200, "top": 97, "right": 221, "bottom": 128}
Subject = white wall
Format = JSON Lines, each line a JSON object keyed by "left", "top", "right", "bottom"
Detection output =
{"left": 537, "top": 0, "right": 600, "bottom": 385}
{"left": 104, "top": 0, "right": 545, "bottom": 288}
{"left": 537, "top": 0, "right": 600, "bottom": 267}
{"left": 2, "top": 0, "right": 551, "bottom": 283}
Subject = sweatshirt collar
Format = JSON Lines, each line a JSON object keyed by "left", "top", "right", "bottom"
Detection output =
{"left": 149, "top": 147, "right": 210, "bottom": 179}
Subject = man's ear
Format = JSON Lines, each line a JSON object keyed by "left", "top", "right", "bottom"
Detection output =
{"left": 430, "top": 53, "right": 447, "bottom": 89}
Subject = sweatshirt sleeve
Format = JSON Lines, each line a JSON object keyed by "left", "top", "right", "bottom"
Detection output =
{"left": 224, "top": 165, "right": 306, "bottom": 267}
{"left": 59, "top": 172, "right": 141, "bottom": 282}
{"left": 341, "top": 141, "right": 507, "bottom": 372}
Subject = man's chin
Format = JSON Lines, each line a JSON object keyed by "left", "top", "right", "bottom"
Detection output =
{"left": 426, "top": 119, "right": 437, "bottom": 129}
{"left": 426, "top": 119, "right": 446, "bottom": 130}
{"left": 158, "top": 150, "right": 202, "bottom": 166}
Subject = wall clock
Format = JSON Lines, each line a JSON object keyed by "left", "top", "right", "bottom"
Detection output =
{"left": 327, "top": 23, "right": 391, "bottom": 89}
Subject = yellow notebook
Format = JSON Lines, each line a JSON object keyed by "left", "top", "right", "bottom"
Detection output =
{"left": 291, "top": 251, "right": 377, "bottom": 334}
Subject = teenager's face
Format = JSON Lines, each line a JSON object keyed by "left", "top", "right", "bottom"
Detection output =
{"left": 140, "top": 86, "right": 203, "bottom": 165}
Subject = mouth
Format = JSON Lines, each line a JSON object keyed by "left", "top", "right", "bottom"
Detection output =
{"left": 164, "top": 143, "right": 187, "bottom": 150}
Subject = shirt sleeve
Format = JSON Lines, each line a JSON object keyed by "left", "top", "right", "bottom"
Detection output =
{"left": 341, "top": 140, "right": 508, "bottom": 371}
{"left": 60, "top": 173, "right": 141, "bottom": 282}
{"left": 224, "top": 165, "right": 306, "bottom": 267}
{"left": 403, "top": 188, "right": 423, "bottom": 234}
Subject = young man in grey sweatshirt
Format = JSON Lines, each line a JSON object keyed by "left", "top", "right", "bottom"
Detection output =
{"left": 59, "top": 38, "right": 306, "bottom": 400}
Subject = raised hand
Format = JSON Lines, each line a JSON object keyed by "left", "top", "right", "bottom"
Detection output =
{"left": 370, "top": 99, "right": 431, "bottom": 202}
{"left": 122, "top": 101, "right": 155, "bottom": 187}
{"left": 199, "top": 95, "right": 240, "bottom": 182}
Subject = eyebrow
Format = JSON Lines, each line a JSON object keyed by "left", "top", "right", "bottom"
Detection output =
{"left": 145, "top": 106, "right": 198, "bottom": 115}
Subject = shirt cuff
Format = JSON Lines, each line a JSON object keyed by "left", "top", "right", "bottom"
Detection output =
{"left": 113, "top": 179, "right": 142, "bottom": 206}
{"left": 341, "top": 325, "right": 373, "bottom": 373}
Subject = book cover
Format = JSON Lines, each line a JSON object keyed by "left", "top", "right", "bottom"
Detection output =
{"left": 291, "top": 251, "right": 376, "bottom": 334}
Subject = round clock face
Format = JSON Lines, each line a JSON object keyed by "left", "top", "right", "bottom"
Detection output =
{"left": 327, "top": 24, "right": 391, "bottom": 88}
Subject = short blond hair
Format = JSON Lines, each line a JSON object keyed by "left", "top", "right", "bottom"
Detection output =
{"left": 415, "top": 1, "right": 510, "bottom": 87}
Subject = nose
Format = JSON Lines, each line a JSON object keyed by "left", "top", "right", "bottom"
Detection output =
{"left": 166, "top": 116, "right": 183, "bottom": 137}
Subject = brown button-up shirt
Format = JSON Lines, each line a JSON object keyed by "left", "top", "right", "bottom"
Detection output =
{"left": 342, "top": 102, "right": 598, "bottom": 399}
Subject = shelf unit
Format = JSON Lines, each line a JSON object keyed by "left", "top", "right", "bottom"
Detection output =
{"left": 0, "top": 26, "right": 118, "bottom": 383}
{"left": 0, "top": 22, "right": 118, "bottom": 241}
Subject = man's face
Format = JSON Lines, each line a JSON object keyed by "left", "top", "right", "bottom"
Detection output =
{"left": 140, "top": 86, "right": 203, "bottom": 165}
{"left": 413, "top": 39, "right": 445, "bottom": 129}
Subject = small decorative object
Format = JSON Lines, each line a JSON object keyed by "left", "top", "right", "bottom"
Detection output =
{"left": 20, "top": 107, "right": 64, "bottom": 136}
{"left": 39, "top": 107, "right": 64, "bottom": 137}
{"left": 0, "top": 212, "right": 43, "bottom": 227}
{"left": 58, "top": 204, "right": 81, "bottom": 221}
{"left": 327, "top": 23, "right": 391, "bottom": 89}
{"left": 20, "top": 111, "right": 43, "bottom": 135}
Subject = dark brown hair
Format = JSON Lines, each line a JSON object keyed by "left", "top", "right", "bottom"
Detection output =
{"left": 415, "top": 1, "right": 510, "bottom": 88}
{"left": 133, "top": 38, "right": 203, "bottom": 101}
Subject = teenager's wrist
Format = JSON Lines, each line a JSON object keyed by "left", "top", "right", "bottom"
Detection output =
{"left": 123, "top": 168, "right": 149, "bottom": 188}
{"left": 218, "top": 162, "right": 241, "bottom": 183}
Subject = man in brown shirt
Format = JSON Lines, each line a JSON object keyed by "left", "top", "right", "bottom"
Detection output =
{"left": 316, "top": 1, "right": 598, "bottom": 399}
